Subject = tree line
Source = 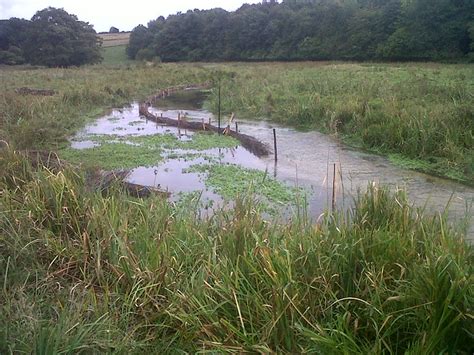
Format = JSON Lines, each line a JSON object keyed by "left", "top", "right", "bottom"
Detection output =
{"left": 127, "top": 0, "right": 474, "bottom": 62}
{"left": 0, "top": 7, "right": 102, "bottom": 67}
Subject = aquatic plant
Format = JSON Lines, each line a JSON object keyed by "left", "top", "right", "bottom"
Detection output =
{"left": 59, "top": 131, "right": 240, "bottom": 170}
{"left": 187, "top": 163, "right": 305, "bottom": 208}
{"left": 129, "top": 131, "right": 240, "bottom": 151}
{"left": 59, "top": 142, "right": 163, "bottom": 170}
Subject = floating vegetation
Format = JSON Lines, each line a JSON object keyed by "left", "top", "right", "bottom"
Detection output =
{"left": 59, "top": 143, "right": 163, "bottom": 170}
{"left": 164, "top": 151, "right": 217, "bottom": 163}
{"left": 62, "top": 130, "right": 239, "bottom": 170}
{"left": 388, "top": 153, "right": 468, "bottom": 184}
{"left": 129, "top": 132, "right": 240, "bottom": 151}
{"left": 186, "top": 163, "right": 304, "bottom": 207}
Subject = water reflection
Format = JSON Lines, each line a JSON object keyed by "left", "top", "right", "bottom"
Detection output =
{"left": 69, "top": 95, "right": 473, "bottom": 241}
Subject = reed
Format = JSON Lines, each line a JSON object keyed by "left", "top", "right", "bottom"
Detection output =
{"left": 0, "top": 150, "right": 471, "bottom": 353}
{"left": 1, "top": 62, "right": 472, "bottom": 352}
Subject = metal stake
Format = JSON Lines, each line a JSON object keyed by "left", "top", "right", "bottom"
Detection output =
{"left": 273, "top": 128, "right": 278, "bottom": 162}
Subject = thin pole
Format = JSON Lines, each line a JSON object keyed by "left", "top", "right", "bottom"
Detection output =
{"left": 273, "top": 128, "right": 278, "bottom": 162}
{"left": 235, "top": 122, "right": 238, "bottom": 133}
{"left": 332, "top": 163, "right": 336, "bottom": 212}
{"left": 218, "top": 79, "right": 221, "bottom": 135}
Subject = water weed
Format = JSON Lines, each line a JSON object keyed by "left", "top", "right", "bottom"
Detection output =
{"left": 59, "top": 142, "right": 164, "bottom": 170}
{"left": 60, "top": 131, "right": 240, "bottom": 170}
{"left": 129, "top": 131, "right": 240, "bottom": 151}
{"left": 188, "top": 162, "right": 308, "bottom": 211}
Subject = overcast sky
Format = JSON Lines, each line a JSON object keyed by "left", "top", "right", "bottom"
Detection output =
{"left": 0, "top": 0, "right": 262, "bottom": 32}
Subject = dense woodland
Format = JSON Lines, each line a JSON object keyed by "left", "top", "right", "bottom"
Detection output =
{"left": 0, "top": 7, "right": 101, "bottom": 67}
{"left": 1, "top": 1, "right": 473, "bottom": 66}
{"left": 128, "top": 0, "right": 474, "bottom": 62}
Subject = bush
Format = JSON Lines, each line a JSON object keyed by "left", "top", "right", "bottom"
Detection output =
{"left": 135, "top": 47, "right": 155, "bottom": 62}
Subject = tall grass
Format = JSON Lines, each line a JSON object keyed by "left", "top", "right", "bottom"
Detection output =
{"left": 1, "top": 62, "right": 472, "bottom": 352}
{"left": 1, "top": 150, "right": 472, "bottom": 353}
{"left": 0, "top": 63, "right": 211, "bottom": 150}
{"left": 206, "top": 62, "right": 474, "bottom": 183}
{"left": 1, "top": 62, "right": 472, "bottom": 182}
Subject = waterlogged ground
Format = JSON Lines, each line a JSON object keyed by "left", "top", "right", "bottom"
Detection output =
{"left": 62, "top": 91, "right": 474, "bottom": 240}
{"left": 61, "top": 101, "right": 304, "bottom": 217}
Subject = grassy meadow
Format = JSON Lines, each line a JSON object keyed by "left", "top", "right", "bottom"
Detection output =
{"left": 1, "top": 61, "right": 472, "bottom": 183}
{"left": 101, "top": 45, "right": 133, "bottom": 66}
{"left": 0, "top": 61, "right": 473, "bottom": 353}
{"left": 206, "top": 62, "right": 474, "bottom": 184}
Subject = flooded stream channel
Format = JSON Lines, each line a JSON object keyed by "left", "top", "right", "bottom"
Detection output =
{"left": 70, "top": 91, "right": 474, "bottom": 241}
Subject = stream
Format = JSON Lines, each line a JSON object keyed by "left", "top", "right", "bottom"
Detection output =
{"left": 70, "top": 91, "right": 474, "bottom": 241}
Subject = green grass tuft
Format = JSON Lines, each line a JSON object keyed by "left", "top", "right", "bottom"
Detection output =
{"left": 0, "top": 150, "right": 471, "bottom": 353}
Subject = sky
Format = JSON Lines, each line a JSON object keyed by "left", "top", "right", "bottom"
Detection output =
{"left": 0, "top": 0, "right": 262, "bottom": 32}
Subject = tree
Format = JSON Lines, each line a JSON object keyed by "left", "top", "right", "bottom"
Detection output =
{"left": 379, "top": 0, "right": 474, "bottom": 60}
{"left": 0, "top": 18, "right": 30, "bottom": 64}
{"left": 109, "top": 26, "right": 119, "bottom": 33}
{"left": 23, "top": 7, "right": 102, "bottom": 67}
{"left": 127, "top": 25, "right": 153, "bottom": 59}
{"left": 123, "top": 0, "right": 473, "bottom": 63}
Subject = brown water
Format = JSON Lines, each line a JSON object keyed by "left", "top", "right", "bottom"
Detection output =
{"left": 70, "top": 95, "right": 473, "bottom": 241}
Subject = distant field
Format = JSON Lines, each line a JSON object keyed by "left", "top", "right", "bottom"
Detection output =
{"left": 101, "top": 45, "right": 133, "bottom": 65}
{"left": 98, "top": 32, "right": 131, "bottom": 47}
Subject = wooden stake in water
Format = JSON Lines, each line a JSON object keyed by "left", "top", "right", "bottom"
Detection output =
{"left": 153, "top": 169, "right": 158, "bottom": 188}
{"left": 218, "top": 79, "right": 221, "bottom": 135}
{"left": 332, "top": 163, "right": 336, "bottom": 212}
{"left": 273, "top": 128, "right": 278, "bottom": 162}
